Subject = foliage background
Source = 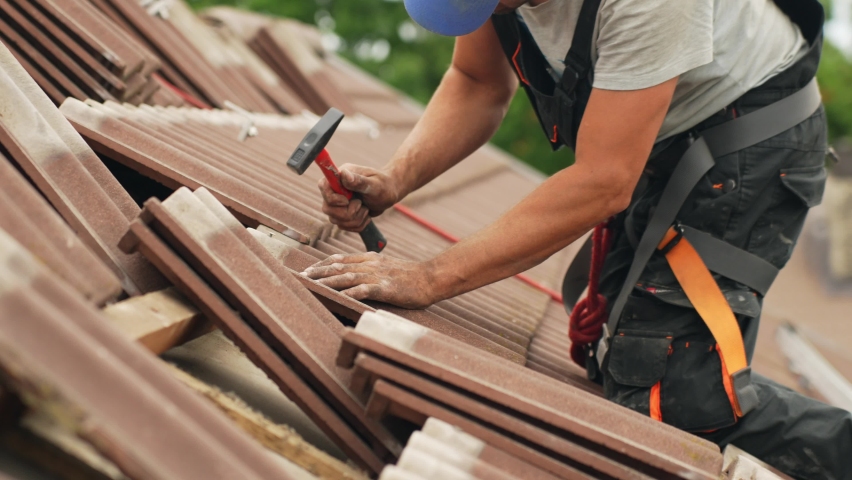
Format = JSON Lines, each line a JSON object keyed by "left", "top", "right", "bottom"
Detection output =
{"left": 190, "top": 0, "right": 852, "bottom": 175}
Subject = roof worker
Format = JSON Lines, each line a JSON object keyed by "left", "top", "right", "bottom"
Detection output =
{"left": 304, "top": 0, "right": 852, "bottom": 476}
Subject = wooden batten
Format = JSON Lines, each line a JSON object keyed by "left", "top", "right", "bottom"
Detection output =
{"left": 102, "top": 287, "right": 210, "bottom": 355}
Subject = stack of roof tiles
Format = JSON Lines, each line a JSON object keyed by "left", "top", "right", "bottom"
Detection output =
{"left": 340, "top": 311, "right": 722, "bottom": 479}
{"left": 379, "top": 417, "right": 564, "bottom": 480}
{"left": 0, "top": 1, "right": 833, "bottom": 478}
{"left": 0, "top": 0, "right": 304, "bottom": 110}
{"left": 119, "top": 186, "right": 405, "bottom": 474}
{"left": 0, "top": 0, "right": 420, "bottom": 121}
{"left": 202, "top": 6, "right": 424, "bottom": 127}
{"left": 0, "top": 0, "right": 173, "bottom": 106}
{"left": 0, "top": 37, "right": 305, "bottom": 479}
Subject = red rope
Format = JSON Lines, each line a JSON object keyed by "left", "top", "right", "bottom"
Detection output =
{"left": 152, "top": 73, "right": 211, "bottom": 110}
{"left": 568, "top": 222, "right": 612, "bottom": 366}
{"left": 392, "top": 204, "right": 564, "bottom": 303}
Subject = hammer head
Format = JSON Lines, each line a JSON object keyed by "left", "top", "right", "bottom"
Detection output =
{"left": 287, "top": 107, "right": 345, "bottom": 175}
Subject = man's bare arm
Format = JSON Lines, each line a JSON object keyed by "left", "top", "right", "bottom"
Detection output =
{"left": 320, "top": 19, "right": 518, "bottom": 231}
{"left": 383, "top": 19, "right": 518, "bottom": 199}
{"left": 304, "top": 78, "right": 679, "bottom": 308}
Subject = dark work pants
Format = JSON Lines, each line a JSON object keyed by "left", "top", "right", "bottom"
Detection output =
{"left": 597, "top": 52, "right": 852, "bottom": 479}
{"left": 702, "top": 373, "right": 852, "bottom": 479}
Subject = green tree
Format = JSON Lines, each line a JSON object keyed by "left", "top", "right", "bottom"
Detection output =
{"left": 818, "top": 40, "right": 852, "bottom": 142}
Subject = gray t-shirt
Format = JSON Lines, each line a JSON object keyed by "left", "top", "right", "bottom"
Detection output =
{"left": 518, "top": 0, "right": 809, "bottom": 140}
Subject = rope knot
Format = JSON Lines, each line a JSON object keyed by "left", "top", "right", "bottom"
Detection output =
{"left": 568, "top": 223, "right": 612, "bottom": 367}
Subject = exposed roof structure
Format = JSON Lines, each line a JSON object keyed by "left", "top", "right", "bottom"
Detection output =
{"left": 0, "top": 229, "right": 298, "bottom": 480}
{"left": 0, "top": 1, "right": 846, "bottom": 478}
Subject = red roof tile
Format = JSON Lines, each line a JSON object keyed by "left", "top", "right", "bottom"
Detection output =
{"left": 0, "top": 153, "right": 121, "bottom": 305}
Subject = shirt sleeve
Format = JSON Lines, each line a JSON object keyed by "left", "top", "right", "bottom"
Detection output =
{"left": 592, "top": 0, "right": 714, "bottom": 90}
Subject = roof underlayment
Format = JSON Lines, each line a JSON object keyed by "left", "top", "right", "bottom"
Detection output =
{"left": 0, "top": 1, "right": 848, "bottom": 479}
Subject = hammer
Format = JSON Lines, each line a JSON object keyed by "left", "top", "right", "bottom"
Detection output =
{"left": 287, "top": 108, "right": 387, "bottom": 253}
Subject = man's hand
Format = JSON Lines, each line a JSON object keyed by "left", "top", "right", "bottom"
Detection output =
{"left": 302, "top": 253, "right": 437, "bottom": 309}
{"left": 319, "top": 164, "right": 400, "bottom": 232}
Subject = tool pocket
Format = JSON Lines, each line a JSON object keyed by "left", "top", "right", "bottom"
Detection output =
{"left": 604, "top": 328, "right": 671, "bottom": 421}
{"left": 780, "top": 164, "right": 826, "bottom": 208}
{"left": 660, "top": 340, "right": 738, "bottom": 431}
{"left": 606, "top": 331, "right": 740, "bottom": 432}
{"left": 604, "top": 294, "right": 740, "bottom": 432}
{"left": 744, "top": 152, "right": 827, "bottom": 268}
{"left": 608, "top": 331, "right": 671, "bottom": 388}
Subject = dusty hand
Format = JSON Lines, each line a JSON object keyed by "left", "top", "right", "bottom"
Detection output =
{"left": 302, "top": 252, "right": 437, "bottom": 309}
{"left": 319, "top": 164, "right": 399, "bottom": 232}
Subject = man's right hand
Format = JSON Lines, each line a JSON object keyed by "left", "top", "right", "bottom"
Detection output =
{"left": 319, "top": 164, "right": 400, "bottom": 232}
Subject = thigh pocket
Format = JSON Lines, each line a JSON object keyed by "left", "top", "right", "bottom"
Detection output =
{"left": 608, "top": 331, "right": 671, "bottom": 387}
{"left": 606, "top": 331, "right": 739, "bottom": 432}
{"left": 780, "top": 164, "right": 826, "bottom": 208}
{"left": 604, "top": 330, "right": 671, "bottom": 420}
{"left": 751, "top": 162, "right": 827, "bottom": 266}
{"left": 661, "top": 340, "right": 737, "bottom": 431}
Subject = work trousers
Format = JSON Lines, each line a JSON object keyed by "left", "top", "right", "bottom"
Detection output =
{"left": 597, "top": 60, "right": 852, "bottom": 478}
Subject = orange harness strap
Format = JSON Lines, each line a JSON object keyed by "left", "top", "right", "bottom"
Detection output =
{"left": 657, "top": 227, "right": 750, "bottom": 417}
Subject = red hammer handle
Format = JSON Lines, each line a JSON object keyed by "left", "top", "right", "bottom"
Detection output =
{"left": 316, "top": 149, "right": 353, "bottom": 200}
{"left": 315, "top": 149, "right": 387, "bottom": 253}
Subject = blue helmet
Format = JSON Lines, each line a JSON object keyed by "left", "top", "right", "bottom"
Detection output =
{"left": 404, "top": 0, "right": 502, "bottom": 36}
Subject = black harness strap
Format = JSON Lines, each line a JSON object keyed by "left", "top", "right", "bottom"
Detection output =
{"left": 773, "top": 0, "right": 824, "bottom": 43}
{"left": 599, "top": 137, "right": 717, "bottom": 362}
{"left": 702, "top": 76, "right": 824, "bottom": 158}
{"left": 557, "top": 0, "right": 600, "bottom": 92}
{"left": 681, "top": 226, "right": 779, "bottom": 296}
{"left": 491, "top": 0, "right": 601, "bottom": 150}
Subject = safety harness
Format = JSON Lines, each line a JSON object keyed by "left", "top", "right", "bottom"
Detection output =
{"left": 492, "top": 0, "right": 600, "bottom": 150}
{"left": 492, "top": 0, "right": 825, "bottom": 422}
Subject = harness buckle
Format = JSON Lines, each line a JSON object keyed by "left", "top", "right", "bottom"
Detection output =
{"left": 658, "top": 222, "right": 685, "bottom": 255}
{"left": 595, "top": 323, "right": 612, "bottom": 368}
{"left": 559, "top": 67, "right": 581, "bottom": 93}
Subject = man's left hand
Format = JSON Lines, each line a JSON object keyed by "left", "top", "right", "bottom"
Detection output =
{"left": 302, "top": 253, "right": 437, "bottom": 309}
